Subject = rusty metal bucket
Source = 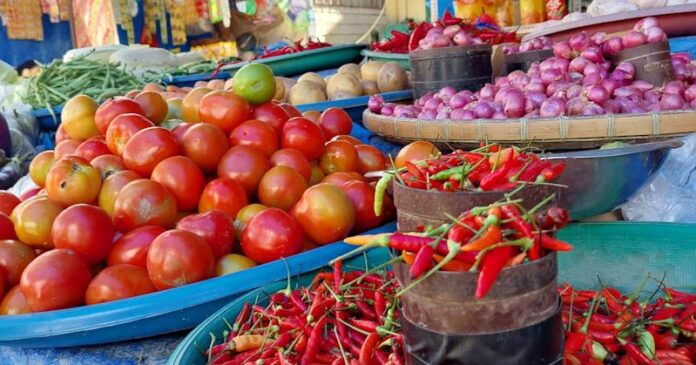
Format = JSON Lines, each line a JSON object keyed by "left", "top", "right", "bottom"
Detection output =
{"left": 613, "top": 41, "right": 673, "bottom": 86}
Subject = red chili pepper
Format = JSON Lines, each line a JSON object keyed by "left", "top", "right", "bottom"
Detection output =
{"left": 300, "top": 316, "right": 327, "bottom": 364}
{"left": 408, "top": 244, "right": 435, "bottom": 278}
{"left": 566, "top": 331, "right": 589, "bottom": 353}
{"left": 448, "top": 224, "right": 474, "bottom": 244}
{"left": 666, "top": 288, "right": 696, "bottom": 304}
{"left": 359, "top": 333, "right": 380, "bottom": 365}
{"left": 540, "top": 235, "right": 573, "bottom": 252}
{"left": 518, "top": 159, "right": 551, "bottom": 182}
{"left": 230, "top": 302, "right": 251, "bottom": 339}
{"left": 655, "top": 332, "right": 679, "bottom": 350}
{"left": 356, "top": 300, "right": 378, "bottom": 320}
{"left": 350, "top": 319, "right": 379, "bottom": 333}
{"left": 480, "top": 154, "right": 516, "bottom": 191}
{"left": 374, "top": 350, "right": 389, "bottom": 365}
{"left": 588, "top": 329, "right": 615, "bottom": 345}
{"left": 625, "top": 342, "right": 652, "bottom": 364}
{"left": 475, "top": 246, "right": 515, "bottom": 298}
{"left": 333, "top": 260, "right": 343, "bottom": 292}
{"left": 260, "top": 332, "right": 294, "bottom": 359}
{"left": 348, "top": 329, "right": 366, "bottom": 345}
{"left": 374, "top": 291, "right": 386, "bottom": 322}
{"left": 536, "top": 162, "right": 566, "bottom": 182}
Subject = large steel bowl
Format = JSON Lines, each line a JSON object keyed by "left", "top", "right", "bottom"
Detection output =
{"left": 547, "top": 140, "right": 683, "bottom": 220}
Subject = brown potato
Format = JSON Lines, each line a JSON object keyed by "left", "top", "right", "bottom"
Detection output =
{"left": 377, "top": 62, "right": 408, "bottom": 92}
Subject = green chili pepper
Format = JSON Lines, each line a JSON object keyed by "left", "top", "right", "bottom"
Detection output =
{"left": 373, "top": 174, "right": 394, "bottom": 216}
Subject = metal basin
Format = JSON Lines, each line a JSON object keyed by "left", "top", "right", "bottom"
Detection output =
{"left": 546, "top": 140, "right": 683, "bottom": 220}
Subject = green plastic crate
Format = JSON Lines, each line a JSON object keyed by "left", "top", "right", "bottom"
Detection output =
{"left": 361, "top": 49, "right": 411, "bottom": 70}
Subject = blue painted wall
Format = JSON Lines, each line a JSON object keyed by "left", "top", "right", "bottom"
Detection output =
{"left": 0, "top": 14, "right": 73, "bottom": 66}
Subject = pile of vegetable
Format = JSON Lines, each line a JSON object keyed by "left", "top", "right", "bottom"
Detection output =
{"left": 503, "top": 36, "right": 553, "bottom": 55}
{"left": 368, "top": 17, "right": 696, "bottom": 120}
{"left": 338, "top": 194, "right": 572, "bottom": 299}
{"left": 561, "top": 281, "right": 696, "bottom": 364}
{"left": 0, "top": 63, "right": 395, "bottom": 315}
{"left": 204, "top": 262, "right": 404, "bottom": 364}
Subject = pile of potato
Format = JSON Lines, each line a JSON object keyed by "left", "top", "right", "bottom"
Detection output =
{"left": 274, "top": 61, "right": 410, "bottom": 105}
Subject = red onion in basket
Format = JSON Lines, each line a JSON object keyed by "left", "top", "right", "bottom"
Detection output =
{"left": 526, "top": 78, "right": 546, "bottom": 94}
{"left": 622, "top": 31, "right": 647, "bottom": 49}
{"left": 567, "top": 97, "right": 586, "bottom": 115}
{"left": 526, "top": 91, "right": 547, "bottom": 107}
{"left": 569, "top": 57, "right": 590, "bottom": 73}
{"left": 553, "top": 41, "right": 573, "bottom": 59}
{"left": 525, "top": 110, "right": 540, "bottom": 118}
{"left": 490, "top": 102, "right": 504, "bottom": 112}
{"left": 553, "top": 58, "right": 570, "bottom": 73}
{"left": 645, "top": 27, "right": 667, "bottom": 43}
{"left": 660, "top": 93, "right": 685, "bottom": 110}
{"left": 436, "top": 108, "right": 451, "bottom": 119}
{"left": 582, "top": 73, "right": 603, "bottom": 87}
{"left": 419, "top": 109, "right": 438, "bottom": 120}
{"left": 492, "top": 110, "right": 507, "bottom": 119}
{"left": 539, "top": 57, "right": 556, "bottom": 72}
{"left": 614, "top": 86, "right": 643, "bottom": 101}
{"left": 615, "top": 62, "right": 636, "bottom": 79}
{"left": 424, "top": 96, "right": 442, "bottom": 111}
{"left": 541, "top": 68, "right": 564, "bottom": 86}
{"left": 449, "top": 93, "right": 469, "bottom": 109}
{"left": 634, "top": 17, "right": 659, "bottom": 33}
{"left": 580, "top": 47, "right": 604, "bottom": 63}
{"left": 458, "top": 110, "right": 477, "bottom": 120}
{"left": 539, "top": 97, "right": 566, "bottom": 117}
{"left": 546, "top": 81, "right": 571, "bottom": 97}
{"left": 396, "top": 109, "right": 417, "bottom": 118}
{"left": 443, "top": 24, "right": 462, "bottom": 38}
{"left": 368, "top": 95, "right": 384, "bottom": 113}
{"left": 631, "top": 80, "right": 653, "bottom": 93}
{"left": 438, "top": 86, "right": 457, "bottom": 100}
{"left": 432, "top": 34, "right": 452, "bottom": 48}
{"left": 591, "top": 32, "right": 606, "bottom": 46}
{"left": 495, "top": 76, "right": 512, "bottom": 89}
{"left": 601, "top": 79, "right": 620, "bottom": 95}
{"left": 685, "top": 84, "right": 696, "bottom": 102}
{"left": 569, "top": 32, "right": 590, "bottom": 51}
{"left": 566, "top": 84, "right": 583, "bottom": 98}
{"left": 520, "top": 41, "right": 533, "bottom": 53}
{"left": 472, "top": 101, "right": 494, "bottom": 118}
{"left": 583, "top": 63, "right": 606, "bottom": 78}
{"left": 663, "top": 81, "right": 685, "bottom": 97}
{"left": 453, "top": 31, "right": 474, "bottom": 46}
{"left": 503, "top": 44, "right": 520, "bottom": 55}
{"left": 672, "top": 63, "right": 689, "bottom": 81}
{"left": 586, "top": 85, "right": 610, "bottom": 105}
{"left": 380, "top": 104, "right": 394, "bottom": 116}
{"left": 602, "top": 37, "right": 623, "bottom": 56}
{"left": 494, "top": 87, "right": 516, "bottom": 104}
{"left": 603, "top": 100, "right": 618, "bottom": 114}
{"left": 503, "top": 90, "right": 526, "bottom": 118}
{"left": 480, "top": 84, "right": 496, "bottom": 100}
{"left": 672, "top": 53, "right": 692, "bottom": 66}
{"left": 644, "top": 89, "right": 661, "bottom": 104}
{"left": 581, "top": 103, "right": 605, "bottom": 116}
{"left": 449, "top": 108, "right": 467, "bottom": 120}
{"left": 690, "top": 98, "right": 696, "bottom": 109}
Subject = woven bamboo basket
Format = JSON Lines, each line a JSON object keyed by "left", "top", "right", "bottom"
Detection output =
{"left": 362, "top": 109, "right": 696, "bottom": 150}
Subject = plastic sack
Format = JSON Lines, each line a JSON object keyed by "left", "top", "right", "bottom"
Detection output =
{"left": 586, "top": 0, "right": 639, "bottom": 17}
{"left": 621, "top": 134, "right": 696, "bottom": 223}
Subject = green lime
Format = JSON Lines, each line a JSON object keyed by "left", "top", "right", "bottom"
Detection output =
{"left": 232, "top": 63, "right": 276, "bottom": 105}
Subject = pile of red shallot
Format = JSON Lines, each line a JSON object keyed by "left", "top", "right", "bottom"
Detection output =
{"left": 503, "top": 37, "right": 553, "bottom": 55}
{"left": 416, "top": 24, "right": 485, "bottom": 50}
{"left": 369, "top": 18, "right": 696, "bottom": 121}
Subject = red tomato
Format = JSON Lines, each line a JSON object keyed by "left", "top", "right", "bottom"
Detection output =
{"left": 146, "top": 229, "right": 215, "bottom": 290}
{"left": 107, "top": 225, "right": 165, "bottom": 268}
{"left": 234, "top": 204, "right": 266, "bottom": 240}
{"left": 95, "top": 97, "right": 146, "bottom": 135}
{"left": 75, "top": 137, "right": 111, "bottom": 162}
{"left": 105, "top": 113, "right": 155, "bottom": 157}
{"left": 19, "top": 188, "right": 41, "bottom": 202}
{"left": 270, "top": 148, "right": 311, "bottom": 183}
{"left": 0, "top": 191, "right": 20, "bottom": 215}
{"left": 29, "top": 150, "right": 55, "bottom": 187}
{"left": 241, "top": 208, "right": 304, "bottom": 264}
{"left": 90, "top": 154, "right": 126, "bottom": 180}
{"left": 11, "top": 197, "right": 63, "bottom": 249}
{"left": 253, "top": 102, "right": 289, "bottom": 135}
{"left": 51, "top": 204, "right": 115, "bottom": 264}
{"left": 198, "top": 178, "right": 248, "bottom": 218}
{"left": 340, "top": 180, "right": 383, "bottom": 233}
{"left": 229, "top": 119, "right": 279, "bottom": 157}
{"left": 217, "top": 146, "right": 270, "bottom": 196}
{"left": 54, "top": 139, "right": 82, "bottom": 159}
{"left": 198, "top": 91, "right": 252, "bottom": 133}
{"left": 318, "top": 107, "right": 353, "bottom": 140}
{"left": 85, "top": 264, "right": 156, "bottom": 305}
{"left": 171, "top": 122, "right": 193, "bottom": 145}
{"left": 257, "top": 166, "right": 307, "bottom": 211}
{"left": 331, "top": 135, "right": 362, "bottom": 146}
{"left": 318, "top": 140, "right": 359, "bottom": 174}
{"left": 55, "top": 124, "right": 70, "bottom": 144}
{"left": 122, "top": 127, "right": 179, "bottom": 177}
{"left": 0, "top": 285, "right": 32, "bottom": 315}
{"left": 292, "top": 183, "right": 355, "bottom": 245}
{"left": 45, "top": 155, "right": 102, "bottom": 206}
{"left": 20, "top": 249, "right": 92, "bottom": 312}
{"left": 321, "top": 172, "right": 365, "bottom": 187}
{"left": 355, "top": 144, "right": 387, "bottom": 174}
{"left": 0, "top": 240, "right": 36, "bottom": 286}
{"left": 151, "top": 156, "right": 205, "bottom": 211}
{"left": 279, "top": 103, "right": 302, "bottom": 118}
{"left": 176, "top": 210, "right": 235, "bottom": 259}
{"left": 98, "top": 170, "right": 141, "bottom": 217}
{"left": 281, "top": 117, "right": 326, "bottom": 161}
{"left": 394, "top": 141, "right": 440, "bottom": 169}
{"left": 181, "top": 123, "right": 230, "bottom": 173}
{"left": 309, "top": 164, "right": 325, "bottom": 186}
{"left": 113, "top": 179, "right": 178, "bottom": 233}
{"left": 0, "top": 213, "right": 16, "bottom": 240}
{"left": 134, "top": 91, "right": 168, "bottom": 124}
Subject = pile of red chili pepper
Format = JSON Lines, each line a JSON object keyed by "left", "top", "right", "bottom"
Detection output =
{"left": 342, "top": 196, "right": 572, "bottom": 299}
{"left": 205, "top": 262, "right": 404, "bottom": 365}
{"left": 561, "top": 282, "right": 696, "bottom": 365}
{"left": 259, "top": 38, "right": 332, "bottom": 59}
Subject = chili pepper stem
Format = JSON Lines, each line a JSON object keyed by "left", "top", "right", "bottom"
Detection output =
{"left": 470, "top": 238, "right": 533, "bottom": 271}
{"left": 342, "top": 256, "right": 403, "bottom": 290}
{"left": 330, "top": 236, "right": 390, "bottom": 265}
{"left": 337, "top": 318, "right": 371, "bottom": 336}
{"left": 522, "top": 193, "right": 557, "bottom": 220}
{"left": 332, "top": 326, "right": 350, "bottom": 365}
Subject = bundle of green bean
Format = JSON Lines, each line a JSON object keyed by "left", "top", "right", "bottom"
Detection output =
{"left": 21, "top": 58, "right": 145, "bottom": 110}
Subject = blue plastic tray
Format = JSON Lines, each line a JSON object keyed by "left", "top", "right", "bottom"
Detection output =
{"left": 33, "top": 105, "right": 64, "bottom": 130}
{"left": 0, "top": 223, "right": 395, "bottom": 348}
{"left": 296, "top": 90, "right": 412, "bottom": 126}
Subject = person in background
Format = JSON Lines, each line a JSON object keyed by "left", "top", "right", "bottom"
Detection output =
{"left": 15, "top": 60, "right": 40, "bottom": 78}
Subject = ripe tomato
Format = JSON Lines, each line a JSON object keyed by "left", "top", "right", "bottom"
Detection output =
{"left": 0, "top": 213, "right": 16, "bottom": 240}
{"left": 309, "top": 163, "right": 325, "bottom": 186}
{"left": 61, "top": 95, "right": 100, "bottom": 140}
{"left": 216, "top": 254, "right": 256, "bottom": 276}
{"left": 55, "top": 124, "right": 70, "bottom": 144}
{"left": 54, "top": 139, "right": 82, "bottom": 159}
{"left": 108, "top": 225, "right": 165, "bottom": 268}
{"left": 52, "top": 204, "right": 115, "bottom": 264}
{"left": 257, "top": 166, "right": 307, "bottom": 211}
{"left": 217, "top": 146, "right": 270, "bottom": 196}
{"left": 12, "top": 197, "right": 63, "bottom": 248}
{"left": 122, "top": 127, "right": 178, "bottom": 177}
{"left": 134, "top": 91, "right": 168, "bottom": 124}
{"left": 279, "top": 103, "right": 302, "bottom": 118}
{"left": 98, "top": 170, "right": 141, "bottom": 217}
{"left": 90, "top": 154, "right": 126, "bottom": 180}
{"left": 177, "top": 210, "right": 235, "bottom": 259}
{"left": 28, "top": 150, "right": 55, "bottom": 187}
{"left": 281, "top": 117, "right": 326, "bottom": 161}
{"left": 241, "top": 208, "right": 304, "bottom": 264}
{"left": 199, "top": 91, "right": 252, "bottom": 133}
{"left": 292, "top": 183, "right": 355, "bottom": 245}
{"left": 181, "top": 123, "right": 230, "bottom": 173}
{"left": 0, "top": 285, "right": 32, "bottom": 315}
{"left": 85, "top": 264, "right": 156, "bottom": 305}
{"left": 181, "top": 87, "right": 212, "bottom": 123}
{"left": 198, "top": 178, "right": 248, "bottom": 218}
{"left": 229, "top": 119, "right": 278, "bottom": 157}
{"left": 151, "top": 156, "right": 205, "bottom": 211}
{"left": 394, "top": 141, "right": 440, "bottom": 168}
{"left": 340, "top": 180, "right": 383, "bottom": 233}
{"left": 234, "top": 204, "right": 267, "bottom": 240}
{"left": 113, "top": 179, "right": 178, "bottom": 232}
{"left": 105, "top": 113, "right": 155, "bottom": 156}
{"left": 0, "top": 192, "right": 20, "bottom": 215}
{"left": 0, "top": 240, "right": 36, "bottom": 286}
{"left": 331, "top": 135, "right": 362, "bottom": 146}
{"left": 318, "top": 140, "right": 358, "bottom": 174}
{"left": 171, "top": 122, "right": 193, "bottom": 144}
{"left": 253, "top": 102, "right": 289, "bottom": 135}
{"left": 270, "top": 148, "right": 311, "bottom": 183}
{"left": 146, "top": 229, "right": 215, "bottom": 290}
{"left": 19, "top": 188, "right": 41, "bottom": 202}
{"left": 20, "top": 249, "right": 92, "bottom": 312}
{"left": 302, "top": 110, "right": 321, "bottom": 123}
{"left": 321, "top": 172, "right": 365, "bottom": 187}
{"left": 354, "top": 144, "right": 387, "bottom": 174}
{"left": 318, "top": 108, "right": 353, "bottom": 140}
{"left": 75, "top": 137, "right": 111, "bottom": 162}
{"left": 45, "top": 155, "right": 102, "bottom": 205}
{"left": 95, "top": 97, "right": 146, "bottom": 135}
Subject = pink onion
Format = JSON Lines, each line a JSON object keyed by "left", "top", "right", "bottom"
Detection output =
{"left": 540, "top": 97, "right": 566, "bottom": 117}
{"left": 453, "top": 31, "right": 474, "bottom": 46}
{"left": 526, "top": 78, "right": 545, "bottom": 93}
{"left": 684, "top": 84, "right": 696, "bottom": 102}
{"left": 539, "top": 57, "right": 557, "bottom": 73}
{"left": 443, "top": 24, "right": 462, "bottom": 38}
{"left": 569, "top": 57, "right": 590, "bottom": 73}
{"left": 602, "top": 37, "right": 623, "bottom": 56}
{"left": 546, "top": 81, "right": 571, "bottom": 97}
{"left": 520, "top": 41, "right": 533, "bottom": 53}
{"left": 645, "top": 27, "right": 666, "bottom": 43}
{"left": 492, "top": 111, "right": 507, "bottom": 120}
{"left": 663, "top": 81, "right": 685, "bottom": 97}
{"left": 672, "top": 53, "right": 692, "bottom": 66}
{"left": 601, "top": 79, "right": 620, "bottom": 95}
{"left": 647, "top": 103, "right": 662, "bottom": 112}
{"left": 495, "top": 87, "right": 518, "bottom": 104}
{"left": 582, "top": 73, "right": 603, "bottom": 87}
{"left": 480, "top": 84, "right": 496, "bottom": 100}
{"left": 524, "top": 110, "right": 540, "bottom": 119}
{"left": 424, "top": 96, "right": 442, "bottom": 111}
{"left": 690, "top": 98, "right": 696, "bottom": 109}
{"left": 380, "top": 104, "right": 394, "bottom": 116}
{"left": 415, "top": 92, "right": 432, "bottom": 107}
{"left": 432, "top": 35, "right": 452, "bottom": 48}
{"left": 568, "top": 72, "right": 584, "bottom": 82}
{"left": 631, "top": 80, "right": 653, "bottom": 93}
{"left": 580, "top": 47, "right": 603, "bottom": 63}
{"left": 503, "top": 91, "right": 526, "bottom": 118}
{"left": 449, "top": 108, "right": 468, "bottom": 120}
{"left": 566, "top": 97, "right": 586, "bottom": 115}
{"left": 622, "top": 31, "right": 647, "bottom": 49}
{"left": 502, "top": 44, "right": 520, "bottom": 55}
{"left": 583, "top": 63, "right": 603, "bottom": 77}
{"left": 419, "top": 109, "right": 438, "bottom": 119}
{"left": 368, "top": 95, "right": 384, "bottom": 113}
{"left": 532, "top": 38, "right": 544, "bottom": 50}
{"left": 541, "top": 68, "right": 564, "bottom": 86}
{"left": 634, "top": 17, "right": 659, "bottom": 33}
{"left": 449, "top": 93, "right": 468, "bottom": 109}
{"left": 472, "top": 102, "right": 494, "bottom": 118}
{"left": 566, "top": 84, "right": 583, "bottom": 98}
{"left": 553, "top": 41, "right": 573, "bottom": 59}
{"left": 438, "top": 86, "right": 457, "bottom": 99}
{"left": 436, "top": 110, "right": 451, "bottom": 120}
{"left": 553, "top": 58, "right": 570, "bottom": 73}
{"left": 591, "top": 32, "right": 606, "bottom": 46}
{"left": 603, "top": 100, "right": 618, "bottom": 114}
{"left": 490, "top": 102, "right": 504, "bottom": 112}
{"left": 527, "top": 91, "right": 547, "bottom": 106}
{"left": 586, "top": 85, "right": 610, "bottom": 104}
{"left": 615, "top": 62, "right": 636, "bottom": 80}
{"left": 581, "top": 103, "right": 605, "bottom": 116}
{"left": 569, "top": 32, "right": 590, "bottom": 51}
{"left": 396, "top": 109, "right": 417, "bottom": 118}
{"left": 623, "top": 103, "right": 648, "bottom": 114}
{"left": 672, "top": 63, "right": 689, "bottom": 81}
{"left": 660, "top": 93, "right": 685, "bottom": 110}
{"left": 643, "top": 89, "right": 661, "bottom": 103}
{"left": 457, "top": 110, "right": 477, "bottom": 120}
{"left": 495, "top": 76, "right": 512, "bottom": 89}
{"left": 614, "top": 86, "right": 642, "bottom": 101}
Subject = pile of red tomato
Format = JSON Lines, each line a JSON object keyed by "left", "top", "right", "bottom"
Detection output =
{"left": 0, "top": 85, "right": 393, "bottom": 315}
